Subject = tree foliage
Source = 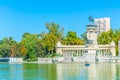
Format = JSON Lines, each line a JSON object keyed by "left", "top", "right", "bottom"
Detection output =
{"left": 20, "top": 33, "right": 40, "bottom": 61}
{"left": 65, "top": 31, "right": 83, "bottom": 45}
{"left": 40, "top": 22, "right": 64, "bottom": 57}
{"left": 0, "top": 37, "right": 19, "bottom": 58}
{"left": 98, "top": 29, "right": 120, "bottom": 55}
{"left": 81, "top": 32, "right": 87, "bottom": 44}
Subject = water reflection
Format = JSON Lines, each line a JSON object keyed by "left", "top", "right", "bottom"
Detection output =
{"left": 56, "top": 63, "right": 88, "bottom": 80}
{"left": 0, "top": 63, "right": 23, "bottom": 80}
{"left": 0, "top": 63, "right": 120, "bottom": 80}
{"left": 22, "top": 63, "right": 57, "bottom": 80}
{"left": 9, "top": 63, "right": 23, "bottom": 80}
{"left": 55, "top": 63, "right": 118, "bottom": 80}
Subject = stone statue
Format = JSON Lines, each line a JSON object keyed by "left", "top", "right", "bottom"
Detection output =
{"left": 89, "top": 16, "right": 94, "bottom": 24}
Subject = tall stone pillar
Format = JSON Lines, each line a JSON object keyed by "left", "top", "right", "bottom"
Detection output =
{"left": 110, "top": 41, "right": 116, "bottom": 56}
{"left": 118, "top": 40, "right": 120, "bottom": 56}
{"left": 77, "top": 50, "right": 78, "bottom": 57}
{"left": 107, "top": 49, "right": 109, "bottom": 56}
{"left": 56, "top": 41, "right": 62, "bottom": 55}
{"left": 104, "top": 49, "right": 106, "bottom": 56}
{"left": 100, "top": 50, "right": 102, "bottom": 55}
{"left": 80, "top": 50, "right": 82, "bottom": 56}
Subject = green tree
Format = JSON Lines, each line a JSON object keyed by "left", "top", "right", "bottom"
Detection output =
{"left": 65, "top": 31, "right": 83, "bottom": 45}
{"left": 97, "top": 29, "right": 120, "bottom": 55}
{"left": 45, "top": 22, "right": 64, "bottom": 40}
{"left": 40, "top": 22, "right": 64, "bottom": 57}
{"left": 81, "top": 32, "right": 87, "bottom": 44}
{"left": 0, "top": 37, "right": 19, "bottom": 58}
{"left": 20, "top": 33, "right": 39, "bottom": 61}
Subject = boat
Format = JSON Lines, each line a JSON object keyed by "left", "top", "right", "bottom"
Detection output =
{"left": 85, "top": 63, "right": 90, "bottom": 66}
{"left": 85, "top": 61, "right": 90, "bottom": 66}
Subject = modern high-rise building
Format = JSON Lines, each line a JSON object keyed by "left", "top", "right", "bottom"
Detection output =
{"left": 94, "top": 17, "right": 110, "bottom": 34}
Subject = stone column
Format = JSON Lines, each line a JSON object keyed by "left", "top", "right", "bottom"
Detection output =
{"left": 77, "top": 50, "right": 78, "bottom": 57}
{"left": 100, "top": 50, "right": 102, "bottom": 56}
{"left": 72, "top": 50, "right": 73, "bottom": 57}
{"left": 81, "top": 50, "right": 82, "bottom": 56}
{"left": 103, "top": 50, "right": 105, "bottom": 56}
{"left": 56, "top": 41, "right": 62, "bottom": 55}
{"left": 110, "top": 41, "right": 116, "bottom": 56}
{"left": 118, "top": 40, "right": 120, "bottom": 56}
{"left": 103, "top": 50, "right": 104, "bottom": 56}
{"left": 105, "top": 49, "right": 107, "bottom": 56}
{"left": 82, "top": 50, "right": 84, "bottom": 56}
{"left": 101, "top": 50, "right": 103, "bottom": 56}
{"left": 106, "top": 49, "right": 108, "bottom": 56}
{"left": 70, "top": 50, "right": 71, "bottom": 56}
{"left": 80, "top": 50, "right": 81, "bottom": 56}
{"left": 79, "top": 50, "right": 80, "bottom": 57}
{"left": 104, "top": 49, "right": 106, "bottom": 56}
{"left": 107, "top": 49, "right": 109, "bottom": 56}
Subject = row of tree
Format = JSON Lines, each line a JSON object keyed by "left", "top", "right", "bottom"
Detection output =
{"left": 0, "top": 22, "right": 83, "bottom": 61}
{"left": 0, "top": 22, "right": 120, "bottom": 61}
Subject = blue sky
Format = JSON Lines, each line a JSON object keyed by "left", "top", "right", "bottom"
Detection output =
{"left": 0, "top": 0, "right": 120, "bottom": 42}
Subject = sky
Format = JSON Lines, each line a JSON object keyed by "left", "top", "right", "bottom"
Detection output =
{"left": 0, "top": 0, "right": 120, "bottom": 42}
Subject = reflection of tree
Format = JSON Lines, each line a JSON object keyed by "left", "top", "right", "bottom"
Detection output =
{"left": 95, "top": 64, "right": 116, "bottom": 80}
{"left": 116, "top": 64, "right": 120, "bottom": 80}
{"left": 23, "top": 63, "right": 39, "bottom": 79}
{"left": 38, "top": 64, "right": 57, "bottom": 80}
{"left": 20, "top": 63, "right": 119, "bottom": 80}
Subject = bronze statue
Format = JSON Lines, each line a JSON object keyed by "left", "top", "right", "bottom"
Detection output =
{"left": 89, "top": 16, "right": 94, "bottom": 24}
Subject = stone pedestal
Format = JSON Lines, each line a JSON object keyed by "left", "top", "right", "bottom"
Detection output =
{"left": 85, "top": 49, "right": 96, "bottom": 63}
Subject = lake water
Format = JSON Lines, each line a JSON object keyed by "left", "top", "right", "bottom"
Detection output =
{"left": 0, "top": 63, "right": 120, "bottom": 80}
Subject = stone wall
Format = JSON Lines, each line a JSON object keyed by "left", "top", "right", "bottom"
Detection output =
{"left": 9, "top": 58, "right": 23, "bottom": 63}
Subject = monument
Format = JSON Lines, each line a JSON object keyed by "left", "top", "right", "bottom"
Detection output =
{"left": 55, "top": 16, "right": 116, "bottom": 63}
{"left": 85, "top": 16, "right": 99, "bottom": 62}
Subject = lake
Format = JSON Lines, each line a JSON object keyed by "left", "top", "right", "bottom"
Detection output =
{"left": 0, "top": 63, "right": 120, "bottom": 80}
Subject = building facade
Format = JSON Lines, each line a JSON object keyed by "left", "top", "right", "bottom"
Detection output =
{"left": 94, "top": 18, "right": 110, "bottom": 34}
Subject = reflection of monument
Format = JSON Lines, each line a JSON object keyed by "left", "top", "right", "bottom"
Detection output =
{"left": 56, "top": 64, "right": 117, "bottom": 80}
{"left": 56, "top": 16, "right": 116, "bottom": 63}
{"left": 56, "top": 64, "right": 86, "bottom": 80}
{"left": 87, "top": 64, "right": 116, "bottom": 80}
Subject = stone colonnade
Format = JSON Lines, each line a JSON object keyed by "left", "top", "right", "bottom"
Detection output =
{"left": 58, "top": 48, "right": 111, "bottom": 57}
{"left": 62, "top": 49, "right": 84, "bottom": 57}
{"left": 98, "top": 49, "right": 111, "bottom": 56}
